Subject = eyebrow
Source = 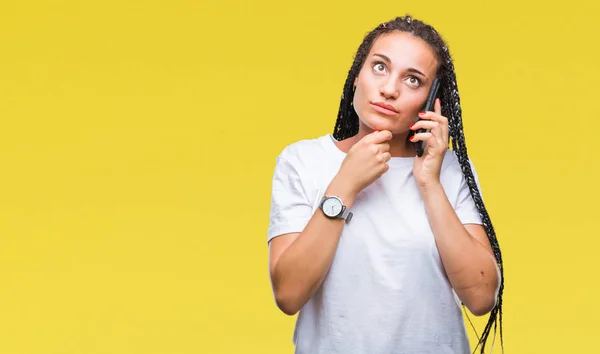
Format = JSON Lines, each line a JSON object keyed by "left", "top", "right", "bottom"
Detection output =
{"left": 372, "top": 53, "right": 427, "bottom": 78}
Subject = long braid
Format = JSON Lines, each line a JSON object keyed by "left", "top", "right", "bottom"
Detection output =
{"left": 442, "top": 54, "right": 504, "bottom": 354}
{"left": 333, "top": 66, "right": 360, "bottom": 139}
{"left": 333, "top": 32, "right": 378, "bottom": 140}
{"left": 333, "top": 15, "right": 505, "bottom": 353}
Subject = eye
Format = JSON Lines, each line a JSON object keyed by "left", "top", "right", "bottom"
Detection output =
{"left": 406, "top": 76, "right": 421, "bottom": 87}
{"left": 372, "top": 61, "right": 387, "bottom": 74}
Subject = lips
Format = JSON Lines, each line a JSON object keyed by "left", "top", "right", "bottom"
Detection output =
{"left": 370, "top": 102, "right": 399, "bottom": 116}
{"left": 372, "top": 102, "right": 398, "bottom": 112}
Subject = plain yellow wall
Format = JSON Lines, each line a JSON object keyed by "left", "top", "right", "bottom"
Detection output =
{"left": 0, "top": 0, "right": 598, "bottom": 353}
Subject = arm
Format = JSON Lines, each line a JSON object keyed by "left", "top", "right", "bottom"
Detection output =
{"left": 269, "top": 179, "right": 356, "bottom": 316}
{"left": 268, "top": 131, "right": 393, "bottom": 315}
{"left": 419, "top": 182, "right": 500, "bottom": 316}
{"left": 410, "top": 99, "right": 500, "bottom": 316}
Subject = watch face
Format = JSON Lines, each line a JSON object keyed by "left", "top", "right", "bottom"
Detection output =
{"left": 322, "top": 197, "right": 343, "bottom": 217}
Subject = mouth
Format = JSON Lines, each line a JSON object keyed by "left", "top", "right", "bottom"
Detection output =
{"left": 370, "top": 102, "right": 399, "bottom": 116}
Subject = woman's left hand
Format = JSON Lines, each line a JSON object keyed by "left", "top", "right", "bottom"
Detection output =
{"left": 410, "top": 98, "right": 449, "bottom": 188}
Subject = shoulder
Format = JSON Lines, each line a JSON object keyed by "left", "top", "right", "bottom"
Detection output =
{"left": 441, "top": 149, "right": 476, "bottom": 173}
{"left": 276, "top": 134, "right": 332, "bottom": 168}
{"left": 440, "top": 149, "right": 480, "bottom": 186}
{"left": 440, "top": 149, "right": 460, "bottom": 174}
{"left": 438, "top": 150, "right": 484, "bottom": 202}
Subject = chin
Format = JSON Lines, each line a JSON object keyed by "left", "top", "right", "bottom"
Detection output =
{"left": 361, "top": 116, "right": 401, "bottom": 133}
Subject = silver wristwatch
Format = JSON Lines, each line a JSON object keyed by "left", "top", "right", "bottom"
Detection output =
{"left": 319, "top": 196, "right": 353, "bottom": 223}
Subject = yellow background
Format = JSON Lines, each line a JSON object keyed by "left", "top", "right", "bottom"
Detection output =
{"left": 0, "top": 0, "right": 598, "bottom": 353}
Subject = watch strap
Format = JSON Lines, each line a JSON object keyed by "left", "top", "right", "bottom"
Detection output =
{"left": 341, "top": 207, "right": 353, "bottom": 223}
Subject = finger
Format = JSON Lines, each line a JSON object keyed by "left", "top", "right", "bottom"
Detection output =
{"left": 377, "top": 142, "right": 390, "bottom": 153}
{"left": 414, "top": 129, "right": 440, "bottom": 149}
{"left": 412, "top": 121, "right": 443, "bottom": 145}
{"left": 434, "top": 99, "right": 448, "bottom": 141}
{"left": 412, "top": 131, "right": 440, "bottom": 154}
{"left": 379, "top": 163, "right": 390, "bottom": 176}
{"left": 363, "top": 129, "right": 393, "bottom": 144}
{"left": 378, "top": 152, "right": 391, "bottom": 163}
{"left": 409, "top": 131, "right": 433, "bottom": 143}
{"left": 439, "top": 120, "right": 449, "bottom": 148}
{"left": 371, "top": 142, "right": 389, "bottom": 156}
{"left": 417, "top": 111, "right": 446, "bottom": 123}
{"left": 434, "top": 97, "right": 442, "bottom": 115}
{"left": 410, "top": 120, "right": 439, "bottom": 131}
{"left": 418, "top": 110, "right": 448, "bottom": 142}
{"left": 411, "top": 128, "right": 447, "bottom": 156}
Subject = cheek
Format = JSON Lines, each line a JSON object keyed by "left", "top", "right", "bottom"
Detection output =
{"left": 402, "top": 93, "right": 427, "bottom": 114}
{"left": 353, "top": 73, "right": 377, "bottom": 105}
{"left": 354, "top": 71, "right": 373, "bottom": 98}
{"left": 352, "top": 84, "right": 367, "bottom": 111}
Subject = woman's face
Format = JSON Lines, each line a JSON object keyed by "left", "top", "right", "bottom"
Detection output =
{"left": 353, "top": 31, "right": 439, "bottom": 134}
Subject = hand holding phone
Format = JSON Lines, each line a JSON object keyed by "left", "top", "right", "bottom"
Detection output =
{"left": 415, "top": 78, "right": 441, "bottom": 157}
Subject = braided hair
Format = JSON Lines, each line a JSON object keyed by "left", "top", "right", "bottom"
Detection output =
{"left": 333, "top": 15, "right": 504, "bottom": 354}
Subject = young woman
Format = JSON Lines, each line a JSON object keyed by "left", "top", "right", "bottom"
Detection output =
{"left": 267, "top": 15, "right": 504, "bottom": 354}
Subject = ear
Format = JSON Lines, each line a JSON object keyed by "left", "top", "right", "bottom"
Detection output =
{"left": 353, "top": 77, "right": 358, "bottom": 87}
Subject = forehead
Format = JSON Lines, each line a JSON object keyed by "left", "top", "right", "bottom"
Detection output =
{"left": 369, "top": 31, "right": 438, "bottom": 74}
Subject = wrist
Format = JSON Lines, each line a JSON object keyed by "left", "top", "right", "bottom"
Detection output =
{"left": 326, "top": 176, "right": 357, "bottom": 208}
{"left": 417, "top": 179, "right": 443, "bottom": 196}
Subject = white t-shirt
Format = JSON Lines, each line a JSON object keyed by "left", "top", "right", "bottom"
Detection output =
{"left": 268, "top": 133, "right": 493, "bottom": 354}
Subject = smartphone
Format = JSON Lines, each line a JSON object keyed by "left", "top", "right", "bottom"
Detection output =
{"left": 415, "top": 77, "right": 441, "bottom": 157}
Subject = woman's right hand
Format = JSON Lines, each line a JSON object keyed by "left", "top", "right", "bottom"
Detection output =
{"left": 333, "top": 130, "right": 393, "bottom": 198}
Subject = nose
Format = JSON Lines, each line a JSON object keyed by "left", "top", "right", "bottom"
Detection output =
{"left": 380, "top": 78, "right": 399, "bottom": 100}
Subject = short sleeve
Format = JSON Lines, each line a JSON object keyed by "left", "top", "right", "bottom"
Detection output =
{"left": 454, "top": 159, "right": 484, "bottom": 225}
{"left": 267, "top": 155, "right": 314, "bottom": 244}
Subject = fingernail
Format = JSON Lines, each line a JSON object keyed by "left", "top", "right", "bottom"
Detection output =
{"left": 409, "top": 123, "right": 416, "bottom": 129}
{"left": 418, "top": 111, "right": 426, "bottom": 116}
{"left": 409, "top": 135, "right": 416, "bottom": 141}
